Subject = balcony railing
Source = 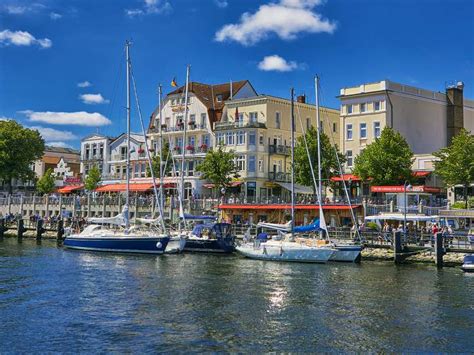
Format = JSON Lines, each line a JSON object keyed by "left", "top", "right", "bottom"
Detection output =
{"left": 214, "top": 121, "right": 266, "bottom": 130}
{"left": 82, "top": 155, "right": 104, "bottom": 161}
{"left": 149, "top": 124, "right": 207, "bottom": 133}
{"left": 269, "top": 144, "right": 290, "bottom": 155}
{"left": 268, "top": 171, "right": 291, "bottom": 183}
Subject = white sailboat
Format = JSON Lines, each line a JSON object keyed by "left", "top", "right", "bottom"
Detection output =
{"left": 236, "top": 88, "right": 336, "bottom": 263}
{"left": 64, "top": 41, "right": 170, "bottom": 254}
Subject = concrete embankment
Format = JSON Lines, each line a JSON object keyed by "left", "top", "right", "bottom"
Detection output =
{"left": 362, "top": 247, "right": 465, "bottom": 266}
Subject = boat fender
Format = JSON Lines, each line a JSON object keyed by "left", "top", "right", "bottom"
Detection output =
{"left": 263, "top": 246, "right": 267, "bottom": 255}
{"left": 156, "top": 242, "right": 162, "bottom": 249}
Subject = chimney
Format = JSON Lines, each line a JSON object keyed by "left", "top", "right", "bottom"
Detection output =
{"left": 446, "top": 81, "right": 464, "bottom": 145}
{"left": 297, "top": 95, "right": 306, "bottom": 104}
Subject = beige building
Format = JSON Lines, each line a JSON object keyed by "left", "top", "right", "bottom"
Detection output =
{"left": 218, "top": 95, "right": 340, "bottom": 200}
{"left": 338, "top": 80, "right": 474, "bottom": 171}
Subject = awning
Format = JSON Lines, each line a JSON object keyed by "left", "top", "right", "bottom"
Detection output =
{"left": 371, "top": 185, "right": 441, "bottom": 193}
{"left": 96, "top": 183, "right": 155, "bottom": 192}
{"left": 57, "top": 184, "right": 84, "bottom": 194}
{"left": 365, "top": 214, "right": 438, "bottom": 222}
{"left": 276, "top": 182, "right": 313, "bottom": 194}
{"left": 413, "top": 171, "right": 432, "bottom": 178}
{"left": 331, "top": 174, "right": 361, "bottom": 182}
{"left": 219, "top": 204, "right": 361, "bottom": 210}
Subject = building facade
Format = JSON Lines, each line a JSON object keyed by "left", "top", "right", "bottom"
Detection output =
{"left": 216, "top": 94, "right": 340, "bottom": 201}
{"left": 338, "top": 80, "right": 474, "bottom": 171}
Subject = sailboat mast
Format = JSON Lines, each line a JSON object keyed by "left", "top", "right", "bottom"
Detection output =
{"left": 158, "top": 84, "right": 164, "bottom": 217}
{"left": 315, "top": 75, "right": 322, "bottom": 200}
{"left": 179, "top": 65, "right": 190, "bottom": 232}
{"left": 290, "top": 88, "right": 295, "bottom": 235}
{"left": 125, "top": 40, "right": 131, "bottom": 229}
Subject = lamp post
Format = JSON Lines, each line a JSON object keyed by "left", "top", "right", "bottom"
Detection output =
{"left": 404, "top": 180, "right": 412, "bottom": 238}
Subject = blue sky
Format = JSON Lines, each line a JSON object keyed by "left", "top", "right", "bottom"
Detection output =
{"left": 0, "top": 0, "right": 473, "bottom": 149}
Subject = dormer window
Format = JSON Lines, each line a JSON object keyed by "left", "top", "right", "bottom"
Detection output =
{"left": 216, "top": 94, "right": 223, "bottom": 102}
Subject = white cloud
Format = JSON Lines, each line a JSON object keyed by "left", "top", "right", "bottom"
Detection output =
{"left": 215, "top": 0, "right": 228, "bottom": 8}
{"left": 2, "top": 3, "right": 45, "bottom": 15}
{"left": 29, "top": 126, "right": 77, "bottom": 141}
{"left": 0, "top": 116, "right": 12, "bottom": 121}
{"left": 0, "top": 29, "right": 52, "bottom": 48}
{"left": 126, "top": 0, "right": 172, "bottom": 17}
{"left": 50, "top": 12, "right": 62, "bottom": 20}
{"left": 20, "top": 110, "right": 112, "bottom": 126}
{"left": 258, "top": 54, "right": 300, "bottom": 72}
{"left": 79, "top": 93, "right": 109, "bottom": 105}
{"left": 77, "top": 81, "right": 92, "bottom": 88}
{"left": 47, "top": 141, "right": 73, "bottom": 148}
{"left": 215, "top": 0, "right": 336, "bottom": 46}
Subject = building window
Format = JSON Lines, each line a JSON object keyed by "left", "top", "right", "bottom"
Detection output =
{"left": 275, "top": 112, "right": 281, "bottom": 129}
{"left": 360, "top": 103, "right": 366, "bottom": 113}
{"left": 226, "top": 132, "right": 234, "bottom": 145}
{"left": 85, "top": 144, "right": 90, "bottom": 159}
{"left": 306, "top": 118, "right": 310, "bottom": 129}
{"left": 346, "top": 150, "right": 353, "bottom": 167}
{"left": 258, "top": 159, "right": 264, "bottom": 172}
{"left": 374, "top": 121, "right": 381, "bottom": 138}
{"left": 202, "top": 134, "right": 210, "bottom": 147}
{"left": 346, "top": 124, "right": 353, "bottom": 140}
{"left": 120, "top": 147, "right": 127, "bottom": 159}
{"left": 200, "top": 113, "right": 206, "bottom": 127}
{"left": 236, "top": 155, "right": 245, "bottom": 171}
{"left": 217, "top": 133, "right": 225, "bottom": 145}
{"left": 188, "top": 136, "right": 195, "bottom": 147}
{"left": 259, "top": 133, "right": 264, "bottom": 145}
{"left": 189, "top": 114, "right": 196, "bottom": 123}
{"left": 374, "top": 101, "right": 380, "bottom": 111}
{"left": 237, "top": 131, "right": 245, "bottom": 145}
{"left": 360, "top": 122, "right": 367, "bottom": 139}
{"left": 172, "top": 99, "right": 176, "bottom": 106}
{"left": 332, "top": 122, "right": 337, "bottom": 133}
{"left": 216, "top": 94, "right": 223, "bottom": 102}
{"left": 188, "top": 161, "right": 194, "bottom": 176}
{"left": 347, "top": 104, "right": 353, "bottom": 114}
{"left": 248, "top": 156, "right": 256, "bottom": 172}
{"left": 248, "top": 131, "right": 256, "bottom": 146}
{"left": 250, "top": 112, "right": 258, "bottom": 123}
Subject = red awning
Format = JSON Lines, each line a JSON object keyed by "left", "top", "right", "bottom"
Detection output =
{"left": 96, "top": 183, "right": 155, "bottom": 192}
{"left": 331, "top": 174, "right": 361, "bottom": 182}
{"left": 371, "top": 185, "right": 440, "bottom": 193}
{"left": 412, "top": 171, "right": 431, "bottom": 177}
{"left": 219, "top": 204, "right": 361, "bottom": 210}
{"left": 57, "top": 184, "right": 84, "bottom": 194}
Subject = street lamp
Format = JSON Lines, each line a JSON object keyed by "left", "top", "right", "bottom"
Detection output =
{"left": 404, "top": 180, "right": 412, "bottom": 237}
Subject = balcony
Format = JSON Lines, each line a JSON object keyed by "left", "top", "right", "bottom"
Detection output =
{"left": 111, "top": 154, "right": 127, "bottom": 161}
{"left": 150, "top": 123, "right": 207, "bottom": 134}
{"left": 268, "top": 171, "right": 291, "bottom": 183}
{"left": 82, "top": 154, "right": 104, "bottom": 161}
{"left": 269, "top": 144, "right": 290, "bottom": 155}
{"left": 214, "top": 121, "right": 266, "bottom": 131}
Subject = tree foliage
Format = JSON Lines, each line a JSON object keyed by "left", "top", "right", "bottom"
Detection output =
{"left": 433, "top": 129, "right": 474, "bottom": 208}
{"left": 36, "top": 168, "right": 56, "bottom": 195}
{"left": 196, "top": 145, "right": 240, "bottom": 191}
{"left": 354, "top": 127, "right": 414, "bottom": 185}
{"left": 0, "top": 120, "right": 45, "bottom": 193}
{"left": 84, "top": 165, "right": 101, "bottom": 191}
{"left": 293, "top": 126, "right": 346, "bottom": 191}
{"left": 147, "top": 142, "right": 171, "bottom": 178}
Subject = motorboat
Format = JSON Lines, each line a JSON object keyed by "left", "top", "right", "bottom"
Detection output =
{"left": 184, "top": 222, "right": 235, "bottom": 253}
{"left": 461, "top": 254, "right": 474, "bottom": 273}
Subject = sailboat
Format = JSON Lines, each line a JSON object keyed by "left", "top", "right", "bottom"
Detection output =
{"left": 63, "top": 41, "right": 170, "bottom": 254}
{"left": 236, "top": 88, "right": 336, "bottom": 263}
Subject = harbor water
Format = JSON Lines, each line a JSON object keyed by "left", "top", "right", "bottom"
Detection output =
{"left": 1, "top": 238, "right": 473, "bottom": 352}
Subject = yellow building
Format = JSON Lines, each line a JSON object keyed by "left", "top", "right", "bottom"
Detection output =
{"left": 217, "top": 94, "right": 340, "bottom": 200}
{"left": 338, "top": 80, "right": 474, "bottom": 171}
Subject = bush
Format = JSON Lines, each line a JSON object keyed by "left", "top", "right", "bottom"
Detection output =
{"left": 366, "top": 222, "right": 379, "bottom": 231}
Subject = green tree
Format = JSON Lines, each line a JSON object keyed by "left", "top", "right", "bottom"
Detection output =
{"left": 147, "top": 142, "right": 171, "bottom": 178}
{"left": 196, "top": 145, "right": 240, "bottom": 191}
{"left": 36, "top": 168, "right": 56, "bottom": 195}
{"left": 0, "top": 120, "right": 45, "bottom": 193}
{"left": 84, "top": 165, "right": 101, "bottom": 191}
{"left": 433, "top": 129, "right": 474, "bottom": 209}
{"left": 293, "top": 126, "right": 346, "bottom": 192}
{"left": 354, "top": 127, "right": 414, "bottom": 185}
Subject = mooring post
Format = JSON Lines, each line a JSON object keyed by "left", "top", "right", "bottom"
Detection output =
{"left": 17, "top": 219, "right": 25, "bottom": 241}
{"left": 19, "top": 195, "right": 24, "bottom": 217}
{"left": 393, "top": 231, "right": 403, "bottom": 264}
{"left": 87, "top": 194, "right": 91, "bottom": 218}
{"left": 7, "top": 195, "right": 12, "bottom": 215}
{"left": 0, "top": 218, "right": 5, "bottom": 241}
{"left": 102, "top": 196, "right": 106, "bottom": 218}
{"left": 36, "top": 218, "right": 46, "bottom": 241}
{"left": 45, "top": 195, "right": 49, "bottom": 220}
{"left": 434, "top": 232, "right": 444, "bottom": 268}
{"left": 134, "top": 195, "right": 139, "bottom": 220}
{"left": 56, "top": 219, "right": 64, "bottom": 242}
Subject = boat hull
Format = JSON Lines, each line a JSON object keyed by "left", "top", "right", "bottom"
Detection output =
{"left": 184, "top": 237, "right": 235, "bottom": 253}
{"left": 64, "top": 236, "right": 170, "bottom": 254}
{"left": 236, "top": 241, "right": 334, "bottom": 263}
{"left": 330, "top": 245, "right": 363, "bottom": 263}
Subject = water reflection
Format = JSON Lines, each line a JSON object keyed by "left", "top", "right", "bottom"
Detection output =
{"left": 0, "top": 239, "right": 473, "bottom": 352}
